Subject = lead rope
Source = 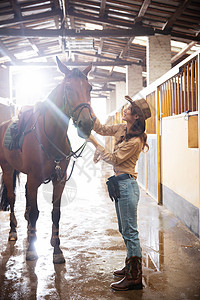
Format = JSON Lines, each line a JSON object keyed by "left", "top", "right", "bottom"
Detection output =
{"left": 54, "top": 140, "right": 87, "bottom": 183}
{"left": 38, "top": 83, "right": 93, "bottom": 183}
{"left": 26, "top": 112, "right": 87, "bottom": 184}
{"left": 42, "top": 116, "right": 87, "bottom": 183}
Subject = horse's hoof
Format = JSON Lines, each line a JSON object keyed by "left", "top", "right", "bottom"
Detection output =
{"left": 26, "top": 250, "right": 38, "bottom": 261}
{"left": 53, "top": 253, "right": 65, "bottom": 264}
{"left": 8, "top": 232, "right": 17, "bottom": 241}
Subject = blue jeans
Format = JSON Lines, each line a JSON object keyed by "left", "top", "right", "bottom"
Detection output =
{"left": 115, "top": 175, "right": 142, "bottom": 259}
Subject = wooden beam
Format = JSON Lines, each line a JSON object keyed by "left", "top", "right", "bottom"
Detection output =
{"left": 155, "top": 28, "right": 200, "bottom": 42}
{"left": 169, "top": 30, "right": 200, "bottom": 42}
{"left": 0, "top": 41, "right": 17, "bottom": 64}
{"left": 91, "top": 77, "right": 125, "bottom": 83}
{"left": 53, "top": 0, "right": 60, "bottom": 10}
{"left": 0, "top": 27, "right": 198, "bottom": 42}
{"left": 91, "top": 69, "right": 124, "bottom": 77}
{"left": 135, "top": 0, "right": 151, "bottom": 22}
{"left": 99, "top": 0, "right": 107, "bottom": 18}
{"left": 162, "top": 0, "right": 193, "bottom": 30}
{"left": 60, "top": 0, "right": 68, "bottom": 19}
{"left": 52, "top": 0, "right": 62, "bottom": 51}
{"left": 108, "top": 65, "right": 115, "bottom": 76}
{"left": 93, "top": 87, "right": 114, "bottom": 92}
{"left": 0, "top": 10, "right": 62, "bottom": 27}
{"left": 9, "top": 0, "right": 21, "bottom": 18}
{"left": 19, "top": 49, "right": 140, "bottom": 66}
{"left": 120, "top": 0, "right": 150, "bottom": 59}
{"left": 9, "top": 0, "right": 42, "bottom": 55}
{"left": 91, "top": 93, "right": 108, "bottom": 98}
{"left": 0, "top": 27, "right": 155, "bottom": 38}
{"left": 71, "top": 51, "right": 117, "bottom": 61}
{"left": 4, "top": 61, "right": 133, "bottom": 67}
{"left": 171, "top": 41, "right": 197, "bottom": 64}
{"left": 0, "top": 5, "right": 132, "bottom": 29}
{"left": 120, "top": 37, "right": 134, "bottom": 58}
{"left": 68, "top": 10, "right": 137, "bottom": 29}
{"left": 98, "top": 38, "right": 104, "bottom": 54}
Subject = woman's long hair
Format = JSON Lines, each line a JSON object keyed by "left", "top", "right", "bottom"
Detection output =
{"left": 125, "top": 106, "right": 149, "bottom": 151}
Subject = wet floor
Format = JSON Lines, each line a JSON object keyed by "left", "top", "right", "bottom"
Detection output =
{"left": 0, "top": 156, "right": 200, "bottom": 300}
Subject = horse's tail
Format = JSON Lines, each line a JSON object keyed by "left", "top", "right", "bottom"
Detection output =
{"left": 0, "top": 170, "right": 20, "bottom": 211}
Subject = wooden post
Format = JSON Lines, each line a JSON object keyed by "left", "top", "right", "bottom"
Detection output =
{"left": 191, "top": 59, "right": 195, "bottom": 111}
{"left": 184, "top": 65, "right": 187, "bottom": 111}
{"left": 157, "top": 86, "right": 162, "bottom": 205}
{"left": 187, "top": 63, "right": 190, "bottom": 111}
{"left": 196, "top": 58, "right": 198, "bottom": 111}
{"left": 198, "top": 53, "right": 200, "bottom": 236}
{"left": 178, "top": 74, "right": 181, "bottom": 114}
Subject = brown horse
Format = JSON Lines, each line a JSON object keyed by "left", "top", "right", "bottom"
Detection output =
{"left": 0, "top": 57, "right": 94, "bottom": 264}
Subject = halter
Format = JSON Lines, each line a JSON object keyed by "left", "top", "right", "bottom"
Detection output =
{"left": 41, "top": 78, "right": 94, "bottom": 182}
{"left": 63, "top": 84, "right": 94, "bottom": 127}
{"left": 22, "top": 76, "right": 94, "bottom": 183}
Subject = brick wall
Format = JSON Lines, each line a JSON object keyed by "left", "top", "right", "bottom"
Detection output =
{"left": 126, "top": 64, "right": 143, "bottom": 97}
{"left": 147, "top": 35, "right": 171, "bottom": 85}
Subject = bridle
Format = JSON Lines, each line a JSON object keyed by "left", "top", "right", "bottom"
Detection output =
{"left": 22, "top": 76, "right": 94, "bottom": 183}
{"left": 63, "top": 84, "right": 94, "bottom": 127}
{"left": 41, "top": 77, "right": 95, "bottom": 183}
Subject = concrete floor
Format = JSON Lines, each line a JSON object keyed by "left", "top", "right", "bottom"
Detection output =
{"left": 0, "top": 156, "right": 200, "bottom": 300}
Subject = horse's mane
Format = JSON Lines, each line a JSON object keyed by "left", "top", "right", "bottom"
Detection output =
{"left": 47, "top": 85, "right": 60, "bottom": 102}
{"left": 40, "top": 68, "right": 86, "bottom": 112}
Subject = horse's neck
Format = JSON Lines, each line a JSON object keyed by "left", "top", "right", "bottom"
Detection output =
{"left": 44, "top": 84, "right": 69, "bottom": 144}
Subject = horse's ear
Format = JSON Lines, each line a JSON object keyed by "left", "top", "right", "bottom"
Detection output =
{"left": 56, "top": 56, "right": 70, "bottom": 75}
{"left": 82, "top": 64, "right": 92, "bottom": 76}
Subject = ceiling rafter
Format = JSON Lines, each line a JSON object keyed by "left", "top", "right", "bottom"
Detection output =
{"left": 162, "top": 0, "right": 193, "bottom": 30}
{"left": 171, "top": 41, "right": 197, "bottom": 64}
{"left": 5, "top": 60, "right": 134, "bottom": 67}
{"left": 71, "top": 51, "right": 131, "bottom": 62}
{"left": 9, "top": 0, "right": 43, "bottom": 59}
{"left": 0, "top": 0, "right": 199, "bottom": 100}
{"left": 0, "top": 41, "right": 18, "bottom": 64}
{"left": 0, "top": 10, "right": 62, "bottom": 28}
{"left": 120, "top": 0, "right": 152, "bottom": 58}
{"left": 99, "top": 0, "right": 107, "bottom": 19}
{"left": 135, "top": 0, "right": 152, "bottom": 23}
{"left": 68, "top": 10, "right": 135, "bottom": 29}
{"left": 90, "top": 77, "right": 125, "bottom": 83}
{"left": 120, "top": 37, "right": 135, "bottom": 58}
{"left": 52, "top": 0, "right": 63, "bottom": 52}
{"left": 60, "top": 0, "right": 75, "bottom": 30}
{"left": 0, "top": 27, "right": 155, "bottom": 38}
{"left": 0, "top": 24, "right": 198, "bottom": 42}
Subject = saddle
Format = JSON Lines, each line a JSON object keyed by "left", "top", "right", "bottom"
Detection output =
{"left": 4, "top": 106, "right": 34, "bottom": 151}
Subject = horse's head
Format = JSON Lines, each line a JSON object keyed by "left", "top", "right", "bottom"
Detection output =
{"left": 56, "top": 57, "right": 94, "bottom": 139}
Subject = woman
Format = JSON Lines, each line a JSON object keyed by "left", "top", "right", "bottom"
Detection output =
{"left": 87, "top": 96, "right": 151, "bottom": 291}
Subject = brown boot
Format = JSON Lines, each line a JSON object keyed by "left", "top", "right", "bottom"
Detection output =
{"left": 110, "top": 256, "right": 142, "bottom": 291}
{"left": 113, "top": 266, "right": 125, "bottom": 278}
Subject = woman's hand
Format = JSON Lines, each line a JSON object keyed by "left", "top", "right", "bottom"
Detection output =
{"left": 87, "top": 134, "right": 99, "bottom": 148}
{"left": 90, "top": 106, "right": 97, "bottom": 122}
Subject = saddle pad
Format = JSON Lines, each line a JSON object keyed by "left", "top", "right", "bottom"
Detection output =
{"left": 4, "top": 121, "right": 24, "bottom": 151}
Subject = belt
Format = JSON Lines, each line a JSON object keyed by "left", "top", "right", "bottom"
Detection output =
{"left": 115, "top": 174, "right": 133, "bottom": 181}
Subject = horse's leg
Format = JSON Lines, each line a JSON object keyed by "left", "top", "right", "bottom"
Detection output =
{"left": 24, "top": 183, "right": 30, "bottom": 226}
{"left": 24, "top": 177, "right": 40, "bottom": 261}
{"left": 1, "top": 164, "right": 17, "bottom": 241}
{"left": 51, "top": 179, "right": 66, "bottom": 264}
